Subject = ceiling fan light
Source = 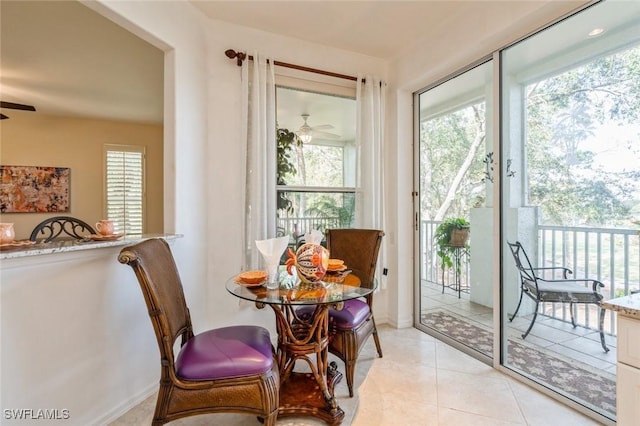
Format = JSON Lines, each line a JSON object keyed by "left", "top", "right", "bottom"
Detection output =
{"left": 299, "top": 132, "right": 313, "bottom": 143}
{"left": 298, "top": 113, "right": 313, "bottom": 143}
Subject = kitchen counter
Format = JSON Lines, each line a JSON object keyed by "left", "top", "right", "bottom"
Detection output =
{"left": 602, "top": 293, "right": 640, "bottom": 425}
{"left": 0, "top": 233, "right": 182, "bottom": 260}
{"left": 601, "top": 294, "right": 640, "bottom": 319}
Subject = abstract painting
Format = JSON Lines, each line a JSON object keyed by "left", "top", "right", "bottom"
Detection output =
{"left": 0, "top": 165, "right": 70, "bottom": 213}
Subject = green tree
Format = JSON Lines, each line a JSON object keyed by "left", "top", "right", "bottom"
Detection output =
{"left": 420, "top": 102, "right": 486, "bottom": 220}
{"left": 526, "top": 45, "right": 640, "bottom": 226}
{"left": 305, "top": 193, "right": 355, "bottom": 230}
{"left": 420, "top": 45, "right": 640, "bottom": 229}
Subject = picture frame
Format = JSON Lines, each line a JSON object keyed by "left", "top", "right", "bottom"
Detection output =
{"left": 0, "top": 165, "right": 70, "bottom": 213}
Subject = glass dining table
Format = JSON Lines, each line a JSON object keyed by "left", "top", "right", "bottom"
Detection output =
{"left": 225, "top": 269, "right": 376, "bottom": 425}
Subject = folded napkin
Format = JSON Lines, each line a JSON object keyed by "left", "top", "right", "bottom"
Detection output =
{"left": 255, "top": 236, "right": 289, "bottom": 265}
{"left": 303, "top": 229, "right": 323, "bottom": 245}
{"left": 255, "top": 236, "right": 290, "bottom": 287}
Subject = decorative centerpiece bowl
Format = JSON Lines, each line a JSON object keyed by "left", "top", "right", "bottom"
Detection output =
{"left": 286, "top": 243, "right": 329, "bottom": 283}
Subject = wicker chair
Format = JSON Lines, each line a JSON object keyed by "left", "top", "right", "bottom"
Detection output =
{"left": 507, "top": 240, "right": 608, "bottom": 352}
{"left": 297, "top": 229, "right": 384, "bottom": 397}
{"left": 118, "top": 238, "right": 279, "bottom": 425}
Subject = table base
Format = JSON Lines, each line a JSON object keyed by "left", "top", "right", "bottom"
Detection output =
{"left": 277, "top": 362, "right": 345, "bottom": 425}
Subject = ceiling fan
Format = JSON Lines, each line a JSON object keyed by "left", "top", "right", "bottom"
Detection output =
{"left": 296, "top": 114, "right": 341, "bottom": 143}
{"left": 0, "top": 101, "right": 37, "bottom": 120}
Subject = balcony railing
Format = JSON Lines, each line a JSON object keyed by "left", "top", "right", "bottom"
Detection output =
{"left": 538, "top": 225, "right": 640, "bottom": 334}
{"left": 420, "top": 221, "right": 471, "bottom": 290}
{"left": 420, "top": 220, "right": 640, "bottom": 334}
{"left": 277, "top": 216, "right": 345, "bottom": 241}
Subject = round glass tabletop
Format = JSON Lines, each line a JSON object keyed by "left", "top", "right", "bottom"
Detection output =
{"left": 225, "top": 268, "right": 376, "bottom": 306}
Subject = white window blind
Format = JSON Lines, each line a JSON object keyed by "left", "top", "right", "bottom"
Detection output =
{"left": 104, "top": 144, "right": 145, "bottom": 235}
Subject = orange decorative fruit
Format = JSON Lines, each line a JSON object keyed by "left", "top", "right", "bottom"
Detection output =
{"left": 287, "top": 243, "right": 329, "bottom": 283}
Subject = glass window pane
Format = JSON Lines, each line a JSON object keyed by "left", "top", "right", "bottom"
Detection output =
{"left": 277, "top": 190, "right": 355, "bottom": 237}
{"left": 500, "top": 1, "right": 640, "bottom": 421}
{"left": 276, "top": 85, "right": 356, "bottom": 239}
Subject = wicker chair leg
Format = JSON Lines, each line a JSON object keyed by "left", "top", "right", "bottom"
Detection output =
{"left": 262, "top": 410, "right": 278, "bottom": 426}
{"left": 372, "top": 321, "right": 383, "bottom": 358}
{"left": 152, "top": 380, "right": 171, "bottom": 425}
{"left": 344, "top": 358, "right": 357, "bottom": 398}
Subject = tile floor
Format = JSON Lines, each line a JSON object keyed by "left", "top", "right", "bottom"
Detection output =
{"left": 110, "top": 325, "right": 604, "bottom": 426}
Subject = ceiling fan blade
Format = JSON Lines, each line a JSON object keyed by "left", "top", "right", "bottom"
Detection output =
{"left": 311, "top": 124, "right": 334, "bottom": 131}
{"left": 0, "top": 113, "right": 8, "bottom": 120}
{"left": 314, "top": 130, "right": 341, "bottom": 140}
{"left": 0, "top": 101, "right": 36, "bottom": 111}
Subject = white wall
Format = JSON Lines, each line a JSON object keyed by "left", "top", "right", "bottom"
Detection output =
{"left": 1, "top": 248, "right": 162, "bottom": 425}
{"left": 1, "top": 1, "right": 211, "bottom": 424}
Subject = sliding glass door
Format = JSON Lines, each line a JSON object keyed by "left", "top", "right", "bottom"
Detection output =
{"left": 500, "top": 1, "right": 640, "bottom": 421}
{"left": 415, "top": 60, "right": 495, "bottom": 358}
{"left": 415, "top": 0, "right": 640, "bottom": 422}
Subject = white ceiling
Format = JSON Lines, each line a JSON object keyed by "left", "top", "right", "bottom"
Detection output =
{"left": 0, "top": 1, "right": 164, "bottom": 124}
{"left": 192, "top": 0, "right": 495, "bottom": 60}
{"left": 0, "top": 0, "right": 585, "bottom": 126}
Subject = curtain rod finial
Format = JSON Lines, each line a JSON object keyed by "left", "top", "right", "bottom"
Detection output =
{"left": 225, "top": 49, "right": 246, "bottom": 66}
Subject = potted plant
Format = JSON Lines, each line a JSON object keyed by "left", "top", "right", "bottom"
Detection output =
{"left": 434, "top": 217, "right": 470, "bottom": 274}
{"left": 276, "top": 127, "right": 302, "bottom": 214}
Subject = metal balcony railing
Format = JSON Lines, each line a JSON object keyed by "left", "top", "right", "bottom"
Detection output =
{"left": 420, "top": 219, "right": 640, "bottom": 334}
{"left": 420, "top": 221, "right": 471, "bottom": 290}
{"left": 276, "top": 216, "right": 345, "bottom": 242}
{"left": 538, "top": 225, "right": 640, "bottom": 334}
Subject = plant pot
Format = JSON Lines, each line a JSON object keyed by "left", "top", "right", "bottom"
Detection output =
{"left": 449, "top": 229, "right": 469, "bottom": 247}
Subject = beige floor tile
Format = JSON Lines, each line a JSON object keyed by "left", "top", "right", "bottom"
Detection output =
{"left": 110, "top": 325, "right": 607, "bottom": 426}
{"left": 436, "top": 368, "right": 526, "bottom": 424}
{"left": 358, "top": 357, "right": 438, "bottom": 406}
{"left": 437, "top": 407, "right": 525, "bottom": 425}
{"left": 353, "top": 384, "right": 439, "bottom": 426}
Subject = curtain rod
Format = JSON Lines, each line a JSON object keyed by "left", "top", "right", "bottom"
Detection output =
{"left": 225, "top": 49, "right": 358, "bottom": 82}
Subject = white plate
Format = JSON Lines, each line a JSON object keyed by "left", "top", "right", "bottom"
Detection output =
{"left": 234, "top": 278, "right": 266, "bottom": 287}
{"left": 0, "top": 240, "right": 36, "bottom": 250}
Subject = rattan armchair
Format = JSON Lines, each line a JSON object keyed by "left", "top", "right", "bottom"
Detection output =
{"left": 298, "top": 229, "right": 384, "bottom": 397}
{"left": 118, "top": 238, "right": 279, "bottom": 425}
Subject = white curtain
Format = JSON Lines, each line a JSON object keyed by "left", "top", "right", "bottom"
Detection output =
{"left": 355, "top": 75, "right": 387, "bottom": 287}
{"left": 240, "top": 52, "right": 276, "bottom": 269}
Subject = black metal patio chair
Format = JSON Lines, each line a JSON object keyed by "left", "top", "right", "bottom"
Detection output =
{"left": 507, "top": 240, "right": 609, "bottom": 352}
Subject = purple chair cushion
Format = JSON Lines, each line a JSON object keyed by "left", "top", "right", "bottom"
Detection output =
{"left": 175, "top": 325, "right": 273, "bottom": 381}
{"left": 296, "top": 299, "right": 371, "bottom": 330}
{"left": 329, "top": 299, "right": 371, "bottom": 330}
